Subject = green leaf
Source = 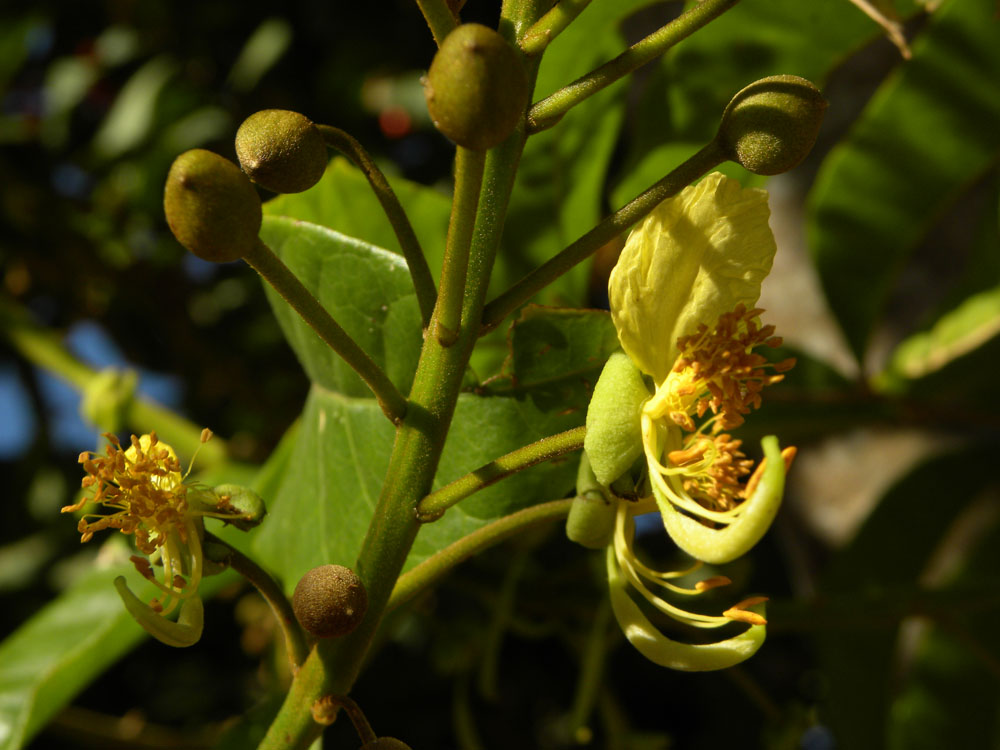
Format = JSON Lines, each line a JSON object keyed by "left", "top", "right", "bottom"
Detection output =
{"left": 493, "top": 305, "right": 619, "bottom": 395}
{"left": 0, "top": 546, "right": 239, "bottom": 750}
{"left": 252, "top": 382, "right": 585, "bottom": 591}
{"left": 250, "top": 385, "right": 394, "bottom": 589}
{"left": 807, "top": 0, "right": 1000, "bottom": 357}
{"left": 263, "top": 157, "right": 450, "bottom": 282}
{"left": 887, "top": 507, "right": 1000, "bottom": 750}
{"left": 877, "top": 283, "right": 1000, "bottom": 397}
{"left": 815, "top": 442, "right": 998, "bottom": 750}
{"left": 258, "top": 216, "right": 423, "bottom": 394}
{"left": 253, "top": 306, "right": 619, "bottom": 589}
{"left": 0, "top": 556, "right": 145, "bottom": 750}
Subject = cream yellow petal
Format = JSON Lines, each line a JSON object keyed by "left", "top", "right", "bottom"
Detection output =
{"left": 654, "top": 436, "right": 786, "bottom": 564}
{"left": 606, "top": 547, "right": 766, "bottom": 671}
{"left": 609, "top": 172, "right": 776, "bottom": 383}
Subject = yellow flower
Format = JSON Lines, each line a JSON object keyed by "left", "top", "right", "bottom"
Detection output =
{"left": 63, "top": 429, "right": 255, "bottom": 646}
{"left": 582, "top": 172, "right": 795, "bottom": 670}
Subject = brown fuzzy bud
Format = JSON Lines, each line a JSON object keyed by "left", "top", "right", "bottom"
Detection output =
{"left": 235, "top": 109, "right": 327, "bottom": 194}
{"left": 423, "top": 23, "right": 528, "bottom": 150}
{"left": 717, "top": 75, "right": 827, "bottom": 176}
{"left": 292, "top": 564, "right": 368, "bottom": 639}
{"left": 163, "top": 149, "right": 261, "bottom": 262}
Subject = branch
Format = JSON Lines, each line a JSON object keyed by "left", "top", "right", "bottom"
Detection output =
{"left": 317, "top": 125, "right": 437, "bottom": 327}
{"left": 416, "top": 425, "right": 586, "bottom": 520}
{"left": 527, "top": 0, "right": 740, "bottom": 132}
{"left": 480, "top": 140, "right": 725, "bottom": 332}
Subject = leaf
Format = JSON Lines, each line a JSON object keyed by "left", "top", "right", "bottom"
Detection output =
{"left": 877, "top": 283, "right": 1000, "bottom": 400}
{"left": 0, "top": 557, "right": 145, "bottom": 750}
{"left": 814, "top": 442, "right": 998, "bottom": 750}
{"left": 251, "top": 382, "right": 585, "bottom": 591}
{"left": 487, "top": 305, "right": 620, "bottom": 414}
{"left": 253, "top": 306, "right": 620, "bottom": 589}
{"left": 0, "top": 547, "right": 238, "bottom": 750}
{"left": 807, "top": 0, "right": 1000, "bottom": 357}
{"left": 887, "top": 505, "right": 1000, "bottom": 750}
{"left": 258, "top": 216, "right": 424, "bottom": 394}
{"left": 263, "top": 157, "right": 451, "bottom": 282}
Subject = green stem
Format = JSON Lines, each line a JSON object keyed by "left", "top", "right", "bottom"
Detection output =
{"left": 258, "top": 7, "right": 546, "bottom": 747}
{"left": 0, "top": 296, "right": 227, "bottom": 464}
{"left": 415, "top": 0, "right": 459, "bottom": 45}
{"left": 204, "top": 532, "right": 308, "bottom": 672}
{"left": 434, "top": 147, "right": 487, "bottom": 345}
{"left": 527, "top": 0, "right": 741, "bottom": 132}
{"left": 478, "top": 540, "right": 532, "bottom": 700}
{"left": 480, "top": 139, "right": 725, "bottom": 333}
{"left": 316, "top": 124, "right": 437, "bottom": 327}
{"left": 243, "top": 239, "right": 408, "bottom": 423}
{"left": 388, "top": 498, "right": 573, "bottom": 612}
{"left": 568, "top": 596, "right": 613, "bottom": 742}
{"left": 416, "top": 425, "right": 585, "bottom": 520}
{"left": 520, "top": 0, "right": 593, "bottom": 56}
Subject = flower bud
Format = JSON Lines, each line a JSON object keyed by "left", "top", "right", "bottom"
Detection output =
{"left": 292, "top": 564, "right": 368, "bottom": 639}
{"left": 423, "top": 23, "right": 528, "bottom": 150}
{"left": 80, "top": 367, "right": 137, "bottom": 432}
{"left": 235, "top": 109, "right": 327, "bottom": 194}
{"left": 164, "top": 149, "right": 261, "bottom": 262}
{"left": 716, "top": 75, "right": 826, "bottom": 176}
{"left": 583, "top": 352, "right": 650, "bottom": 487}
{"left": 206, "top": 484, "right": 267, "bottom": 531}
{"left": 566, "top": 454, "right": 615, "bottom": 549}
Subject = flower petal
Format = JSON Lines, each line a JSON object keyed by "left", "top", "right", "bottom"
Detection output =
{"left": 114, "top": 576, "right": 204, "bottom": 648}
{"left": 609, "top": 172, "right": 776, "bottom": 383}
{"left": 606, "top": 546, "right": 766, "bottom": 671}
{"left": 654, "top": 436, "right": 786, "bottom": 564}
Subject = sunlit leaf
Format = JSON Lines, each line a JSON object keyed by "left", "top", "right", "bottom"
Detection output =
{"left": 808, "top": 0, "right": 1000, "bottom": 357}
{"left": 264, "top": 158, "right": 451, "bottom": 282}
{"left": 258, "top": 216, "right": 423, "bottom": 395}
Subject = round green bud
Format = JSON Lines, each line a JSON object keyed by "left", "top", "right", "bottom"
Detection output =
{"left": 423, "top": 23, "right": 528, "bottom": 150}
{"left": 235, "top": 109, "right": 327, "bottom": 194}
{"left": 717, "top": 75, "right": 827, "bottom": 176}
{"left": 292, "top": 564, "right": 368, "bottom": 639}
{"left": 211, "top": 484, "right": 267, "bottom": 531}
{"left": 164, "top": 149, "right": 262, "bottom": 262}
{"left": 361, "top": 740, "right": 412, "bottom": 750}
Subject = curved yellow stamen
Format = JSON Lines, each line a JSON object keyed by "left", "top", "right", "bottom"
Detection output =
{"left": 613, "top": 504, "right": 732, "bottom": 629}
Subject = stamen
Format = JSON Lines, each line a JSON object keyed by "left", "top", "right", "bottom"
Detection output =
{"left": 723, "top": 597, "right": 768, "bottom": 626}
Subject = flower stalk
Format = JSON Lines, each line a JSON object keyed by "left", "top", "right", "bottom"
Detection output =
{"left": 519, "top": 0, "right": 594, "bottom": 56}
{"left": 316, "top": 124, "right": 437, "bottom": 326}
{"left": 480, "top": 139, "right": 725, "bottom": 333}
{"left": 527, "top": 0, "right": 741, "bottom": 132}
{"left": 257, "top": 7, "right": 546, "bottom": 744}
{"left": 434, "top": 146, "right": 487, "bottom": 345}
{"left": 416, "top": 425, "right": 585, "bottom": 520}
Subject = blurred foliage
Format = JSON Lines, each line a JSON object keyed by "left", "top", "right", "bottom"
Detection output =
{"left": 2, "top": 1, "right": 1000, "bottom": 749}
